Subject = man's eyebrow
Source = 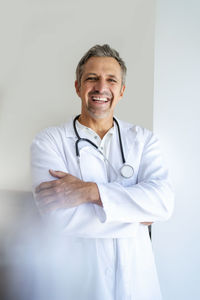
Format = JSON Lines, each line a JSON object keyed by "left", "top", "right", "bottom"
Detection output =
{"left": 84, "top": 73, "right": 119, "bottom": 80}
{"left": 107, "top": 74, "right": 118, "bottom": 79}
{"left": 84, "top": 73, "right": 97, "bottom": 77}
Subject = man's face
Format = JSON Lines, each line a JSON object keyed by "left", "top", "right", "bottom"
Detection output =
{"left": 75, "top": 57, "right": 125, "bottom": 120}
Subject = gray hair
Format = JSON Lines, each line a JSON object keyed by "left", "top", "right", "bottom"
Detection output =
{"left": 76, "top": 44, "right": 127, "bottom": 88}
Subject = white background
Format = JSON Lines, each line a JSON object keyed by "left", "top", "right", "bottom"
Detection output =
{"left": 153, "top": 0, "right": 200, "bottom": 299}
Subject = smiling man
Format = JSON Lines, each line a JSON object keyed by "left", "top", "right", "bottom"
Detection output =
{"left": 75, "top": 56, "right": 125, "bottom": 127}
{"left": 31, "top": 44, "right": 174, "bottom": 300}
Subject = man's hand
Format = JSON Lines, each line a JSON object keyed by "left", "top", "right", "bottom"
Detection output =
{"left": 35, "top": 170, "right": 101, "bottom": 214}
{"left": 140, "top": 222, "right": 153, "bottom": 226}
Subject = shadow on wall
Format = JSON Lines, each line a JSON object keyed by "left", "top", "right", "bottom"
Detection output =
{"left": 0, "top": 190, "right": 41, "bottom": 300}
{"left": 0, "top": 190, "right": 85, "bottom": 300}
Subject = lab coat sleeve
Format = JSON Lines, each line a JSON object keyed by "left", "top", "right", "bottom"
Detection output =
{"left": 31, "top": 128, "right": 68, "bottom": 192}
{"left": 96, "top": 131, "right": 174, "bottom": 223}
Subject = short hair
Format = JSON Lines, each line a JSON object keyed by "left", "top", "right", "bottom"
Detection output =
{"left": 76, "top": 44, "right": 127, "bottom": 88}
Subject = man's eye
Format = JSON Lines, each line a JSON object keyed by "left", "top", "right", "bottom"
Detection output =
{"left": 86, "top": 77, "right": 97, "bottom": 81}
{"left": 108, "top": 78, "right": 117, "bottom": 83}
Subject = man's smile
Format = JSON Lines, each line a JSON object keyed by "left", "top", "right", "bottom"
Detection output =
{"left": 92, "top": 96, "right": 108, "bottom": 102}
{"left": 88, "top": 94, "right": 112, "bottom": 106}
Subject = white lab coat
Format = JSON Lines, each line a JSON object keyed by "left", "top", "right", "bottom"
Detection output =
{"left": 31, "top": 117, "right": 174, "bottom": 300}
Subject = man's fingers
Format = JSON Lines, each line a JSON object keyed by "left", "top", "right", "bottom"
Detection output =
{"left": 35, "top": 170, "right": 68, "bottom": 193}
{"left": 36, "top": 194, "right": 56, "bottom": 207}
{"left": 36, "top": 187, "right": 57, "bottom": 199}
{"left": 140, "top": 222, "right": 153, "bottom": 226}
{"left": 35, "top": 179, "right": 58, "bottom": 193}
{"left": 49, "top": 169, "right": 67, "bottom": 178}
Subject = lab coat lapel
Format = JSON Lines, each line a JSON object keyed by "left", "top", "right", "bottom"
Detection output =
{"left": 79, "top": 146, "right": 108, "bottom": 183}
{"left": 117, "top": 119, "right": 138, "bottom": 160}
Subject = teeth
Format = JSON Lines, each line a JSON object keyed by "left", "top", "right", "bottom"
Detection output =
{"left": 92, "top": 97, "right": 108, "bottom": 102}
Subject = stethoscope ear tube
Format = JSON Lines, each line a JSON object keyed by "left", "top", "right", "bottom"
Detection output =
{"left": 75, "top": 138, "right": 98, "bottom": 157}
{"left": 73, "top": 115, "right": 81, "bottom": 139}
{"left": 75, "top": 140, "right": 80, "bottom": 157}
{"left": 113, "top": 116, "right": 126, "bottom": 164}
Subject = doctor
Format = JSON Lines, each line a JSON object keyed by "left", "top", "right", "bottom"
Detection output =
{"left": 31, "top": 44, "right": 174, "bottom": 300}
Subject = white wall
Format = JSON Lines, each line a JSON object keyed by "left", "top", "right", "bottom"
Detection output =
{"left": 153, "top": 0, "right": 200, "bottom": 299}
{"left": 0, "top": 0, "right": 155, "bottom": 191}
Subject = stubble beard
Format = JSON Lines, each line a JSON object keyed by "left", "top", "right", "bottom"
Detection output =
{"left": 86, "top": 103, "right": 112, "bottom": 120}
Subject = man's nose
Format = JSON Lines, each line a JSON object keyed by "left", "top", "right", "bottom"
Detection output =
{"left": 94, "top": 78, "right": 107, "bottom": 93}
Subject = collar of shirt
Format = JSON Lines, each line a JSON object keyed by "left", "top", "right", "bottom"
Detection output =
{"left": 76, "top": 120, "right": 114, "bottom": 159}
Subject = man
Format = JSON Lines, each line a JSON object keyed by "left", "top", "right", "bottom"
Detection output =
{"left": 31, "top": 44, "right": 174, "bottom": 300}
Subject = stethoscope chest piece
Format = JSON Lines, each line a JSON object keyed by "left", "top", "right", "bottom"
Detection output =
{"left": 120, "top": 164, "right": 134, "bottom": 178}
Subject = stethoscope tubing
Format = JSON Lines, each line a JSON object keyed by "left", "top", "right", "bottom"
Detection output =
{"left": 73, "top": 115, "right": 124, "bottom": 160}
{"left": 73, "top": 115, "right": 134, "bottom": 179}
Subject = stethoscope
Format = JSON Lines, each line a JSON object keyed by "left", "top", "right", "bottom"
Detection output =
{"left": 73, "top": 115, "right": 134, "bottom": 179}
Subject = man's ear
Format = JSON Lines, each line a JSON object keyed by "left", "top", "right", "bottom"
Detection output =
{"left": 75, "top": 80, "right": 80, "bottom": 97}
{"left": 119, "top": 85, "right": 125, "bottom": 99}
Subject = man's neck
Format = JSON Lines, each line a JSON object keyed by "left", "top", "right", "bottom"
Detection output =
{"left": 78, "top": 114, "right": 114, "bottom": 139}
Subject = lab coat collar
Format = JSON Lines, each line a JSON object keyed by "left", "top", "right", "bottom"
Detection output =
{"left": 64, "top": 116, "right": 78, "bottom": 139}
{"left": 64, "top": 116, "right": 135, "bottom": 140}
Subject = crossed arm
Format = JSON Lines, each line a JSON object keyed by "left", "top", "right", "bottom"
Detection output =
{"left": 32, "top": 126, "right": 174, "bottom": 229}
{"left": 35, "top": 169, "right": 153, "bottom": 226}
